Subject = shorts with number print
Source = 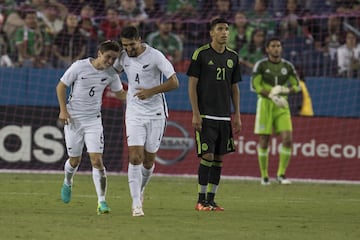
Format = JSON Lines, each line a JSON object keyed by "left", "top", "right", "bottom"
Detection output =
{"left": 195, "top": 118, "right": 235, "bottom": 157}
{"left": 125, "top": 117, "right": 166, "bottom": 153}
{"left": 64, "top": 115, "right": 104, "bottom": 157}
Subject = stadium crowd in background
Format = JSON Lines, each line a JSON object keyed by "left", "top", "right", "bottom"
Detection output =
{"left": 0, "top": 0, "right": 359, "bottom": 77}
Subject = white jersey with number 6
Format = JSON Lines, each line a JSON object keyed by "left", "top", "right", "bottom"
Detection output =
{"left": 114, "top": 44, "right": 175, "bottom": 119}
{"left": 60, "top": 58, "right": 123, "bottom": 119}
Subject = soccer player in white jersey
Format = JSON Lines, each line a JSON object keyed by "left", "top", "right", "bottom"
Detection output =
{"left": 113, "top": 25, "right": 179, "bottom": 217}
{"left": 56, "top": 40, "right": 126, "bottom": 215}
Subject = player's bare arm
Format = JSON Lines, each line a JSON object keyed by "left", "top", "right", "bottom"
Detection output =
{"left": 114, "top": 90, "right": 127, "bottom": 101}
{"left": 188, "top": 76, "right": 202, "bottom": 131}
{"left": 231, "top": 83, "right": 242, "bottom": 134}
{"left": 134, "top": 74, "right": 179, "bottom": 100}
{"left": 56, "top": 81, "right": 71, "bottom": 124}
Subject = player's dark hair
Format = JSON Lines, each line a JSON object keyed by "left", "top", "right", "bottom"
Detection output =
{"left": 209, "top": 18, "right": 230, "bottom": 30}
{"left": 98, "top": 40, "right": 121, "bottom": 53}
{"left": 266, "top": 37, "right": 282, "bottom": 47}
{"left": 121, "top": 25, "right": 141, "bottom": 40}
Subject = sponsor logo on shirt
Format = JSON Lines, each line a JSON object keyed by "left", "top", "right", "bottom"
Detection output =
{"left": 142, "top": 64, "right": 150, "bottom": 69}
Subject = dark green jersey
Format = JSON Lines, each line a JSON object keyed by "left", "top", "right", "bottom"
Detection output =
{"left": 187, "top": 44, "right": 241, "bottom": 117}
{"left": 251, "top": 58, "right": 300, "bottom": 95}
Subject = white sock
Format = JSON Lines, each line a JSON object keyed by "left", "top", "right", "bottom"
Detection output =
{"left": 64, "top": 159, "right": 78, "bottom": 186}
{"left": 128, "top": 163, "right": 142, "bottom": 208}
{"left": 92, "top": 167, "right": 107, "bottom": 203}
{"left": 141, "top": 164, "right": 155, "bottom": 193}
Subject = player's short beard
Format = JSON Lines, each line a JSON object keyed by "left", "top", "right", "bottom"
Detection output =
{"left": 127, "top": 49, "right": 136, "bottom": 57}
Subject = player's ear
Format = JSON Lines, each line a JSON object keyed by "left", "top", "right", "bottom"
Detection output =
{"left": 97, "top": 50, "right": 102, "bottom": 58}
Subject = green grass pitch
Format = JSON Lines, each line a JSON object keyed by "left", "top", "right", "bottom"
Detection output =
{"left": 1, "top": 173, "right": 360, "bottom": 240}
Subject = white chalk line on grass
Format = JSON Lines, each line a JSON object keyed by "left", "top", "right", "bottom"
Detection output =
{"left": 1, "top": 169, "right": 360, "bottom": 185}
{"left": 1, "top": 191, "right": 360, "bottom": 204}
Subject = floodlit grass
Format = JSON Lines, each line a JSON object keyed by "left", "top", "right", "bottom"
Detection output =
{"left": 1, "top": 173, "right": 360, "bottom": 240}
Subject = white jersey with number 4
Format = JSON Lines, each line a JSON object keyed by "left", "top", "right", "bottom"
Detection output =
{"left": 114, "top": 44, "right": 175, "bottom": 119}
{"left": 60, "top": 58, "right": 123, "bottom": 119}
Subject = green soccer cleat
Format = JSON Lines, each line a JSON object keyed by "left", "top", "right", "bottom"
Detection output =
{"left": 61, "top": 183, "right": 72, "bottom": 204}
{"left": 97, "top": 201, "right": 111, "bottom": 215}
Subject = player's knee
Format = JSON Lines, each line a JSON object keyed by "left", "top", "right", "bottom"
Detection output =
{"left": 202, "top": 153, "right": 214, "bottom": 161}
{"left": 89, "top": 155, "right": 104, "bottom": 169}
{"left": 69, "top": 157, "right": 81, "bottom": 168}
{"left": 143, "top": 158, "right": 155, "bottom": 169}
{"left": 129, "top": 153, "right": 144, "bottom": 165}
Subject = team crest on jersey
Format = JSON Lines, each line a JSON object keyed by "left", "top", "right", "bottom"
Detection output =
{"left": 281, "top": 67, "right": 288, "bottom": 75}
{"left": 202, "top": 143, "right": 208, "bottom": 151}
{"left": 227, "top": 59, "right": 233, "bottom": 68}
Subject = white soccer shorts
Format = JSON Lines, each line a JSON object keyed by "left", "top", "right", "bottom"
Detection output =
{"left": 125, "top": 117, "right": 166, "bottom": 153}
{"left": 64, "top": 116, "right": 104, "bottom": 157}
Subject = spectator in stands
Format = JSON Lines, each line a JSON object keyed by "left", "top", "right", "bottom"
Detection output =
{"left": 0, "top": 0, "right": 17, "bottom": 16}
{"left": 99, "top": 6, "right": 122, "bottom": 41}
{"left": 246, "top": 0, "right": 276, "bottom": 38}
{"left": 303, "top": 0, "right": 336, "bottom": 15}
{"left": 143, "top": 0, "right": 164, "bottom": 18}
{"left": 117, "top": 0, "right": 148, "bottom": 28}
{"left": 0, "top": 12, "right": 14, "bottom": 67}
{"left": 337, "top": 30, "right": 360, "bottom": 78}
{"left": 315, "top": 14, "right": 344, "bottom": 60}
{"left": 37, "top": 2, "right": 66, "bottom": 40}
{"left": 239, "top": 28, "right": 266, "bottom": 74}
{"left": 14, "top": 9, "right": 51, "bottom": 68}
{"left": 141, "top": 0, "right": 164, "bottom": 38}
{"left": 228, "top": 10, "right": 250, "bottom": 52}
{"left": 78, "top": 4, "right": 99, "bottom": 56}
{"left": 335, "top": 0, "right": 360, "bottom": 27}
{"left": 278, "top": 0, "right": 303, "bottom": 38}
{"left": 3, "top": 3, "right": 26, "bottom": 58}
{"left": 146, "top": 15, "right": 183, "bottom": 66}
{"left": 60, "top": 0, "right": 105, "bottom": 17}
{"left": 79, "top": 3, "right": 97, "bottom": 26}
{"left": 297, "top": 9, "right": 321, "bottom": 45}
{"left": 202, "top": 0, "right": 234, "bottom": 21}
{"left": 28, "top": 0, "right": 46, "bottom": 12}
{"left": 166, "top": 0, "right": 198, "bottom": 20}
{"left": 53, "top": 13, "right": 86, "bottom": 68}
{"left": 30, "top": 0, "right": 68, "bottom": 17}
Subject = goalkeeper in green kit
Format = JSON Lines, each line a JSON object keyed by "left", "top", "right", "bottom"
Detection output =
{"left": 251, "top": 37, "right": 301, "bottom": 185}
